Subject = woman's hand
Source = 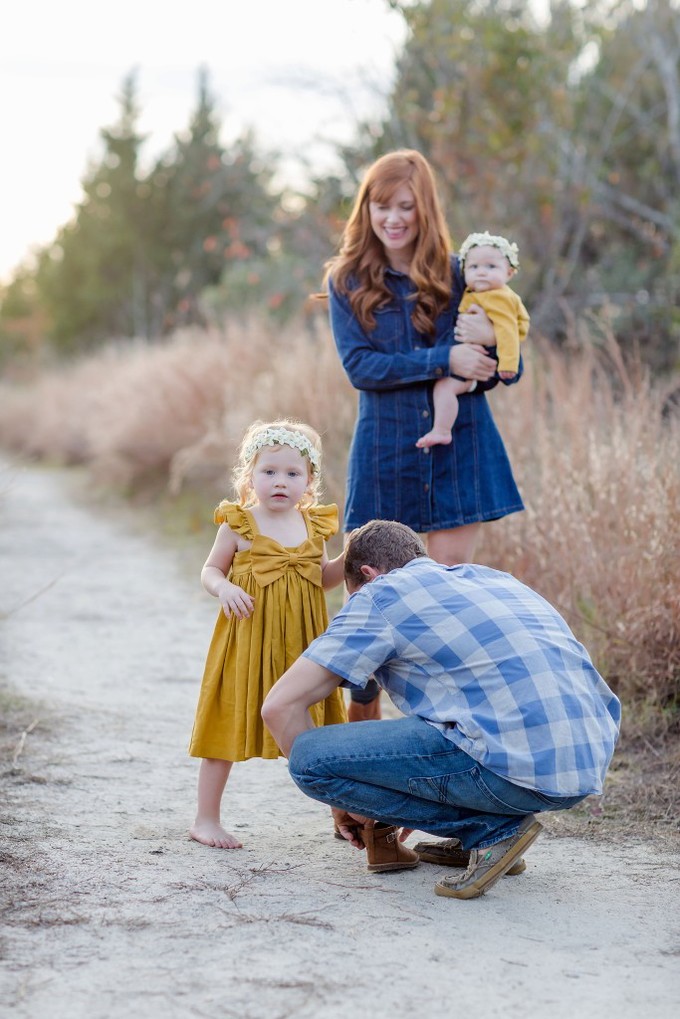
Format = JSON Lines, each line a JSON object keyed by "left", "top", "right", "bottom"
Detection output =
{"left": 454, "top": 304, "right": 496, "bottom": 346}
{"left": 448, "top": 342, "right": 497, "bottom": 382}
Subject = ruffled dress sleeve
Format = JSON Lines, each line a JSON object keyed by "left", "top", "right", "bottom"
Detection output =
{"left": 306, "top": 503, "right": 339, "bottom": 540}
{"left": 213, "top": 501, "right": 254, "bottom": 540}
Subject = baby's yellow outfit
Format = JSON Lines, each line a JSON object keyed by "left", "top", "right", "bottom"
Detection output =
{"left": 459, "top": 284, "right": 530, "bottom": 375}
{"left": 189, "top": 502, "right": 347, "bottom": 762}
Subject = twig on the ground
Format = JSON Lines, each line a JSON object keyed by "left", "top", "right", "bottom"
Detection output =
{"left": 221, "top": 909, "right": 334, "bottom": 929}
{"left": 222, "top": 861, "right": 304, "bottom": 902}
{"left": 12, "top": 719, "right": 40, "bottom": 765}
{"left": 2, "top": 571, "right": 69, "bottom": 619}
{"left": 641, "top": 737, "right": 663, "bottom": 758}
{"left": 320, "top": 879, "right": 402, "bottom": 892}
{"left": 249, "top": 861, "right": 304, "bottom": 875}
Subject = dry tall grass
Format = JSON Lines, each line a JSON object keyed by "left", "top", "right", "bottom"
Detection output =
{"left": 1, "top": 315, "right": 678, "bottom": 742}
{"left": 479, "top": 335, "right": 680, "bottom": 740}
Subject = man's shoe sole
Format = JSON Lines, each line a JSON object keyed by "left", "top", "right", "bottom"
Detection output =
{"left": 434, "top": 820, "right": 542, "bottom": 899}
{"left": 415, "top": 842, "right": 526, "bottom": 876}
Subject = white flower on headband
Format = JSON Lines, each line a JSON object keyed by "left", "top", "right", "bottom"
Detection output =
{"left": 243, "top": 427, "right": 321, "bottom": 473}
{"left": 459, "top": 231, "right": 520, "bottom": 270}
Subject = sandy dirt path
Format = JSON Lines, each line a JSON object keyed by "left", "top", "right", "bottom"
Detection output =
{"left": 1, "top": 461, "right": 679, "bottom": 1019}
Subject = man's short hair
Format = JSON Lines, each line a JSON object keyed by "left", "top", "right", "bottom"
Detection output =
{"left": 344, "top": 520, "right": 427, "bottom": 589}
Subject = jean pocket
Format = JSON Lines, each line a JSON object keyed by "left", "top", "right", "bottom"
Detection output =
{"left": 471, "top": 770, "right": 584, "bottom": 814}
{"left": 470, "top": 769, "right": 536, "bottom": 813}
{"left": 408, "top": 767, "right": 513, "bottom": 813}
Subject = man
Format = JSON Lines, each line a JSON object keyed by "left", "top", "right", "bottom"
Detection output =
{"left": 262, "top": 520, "right": 621, "bottom": 899}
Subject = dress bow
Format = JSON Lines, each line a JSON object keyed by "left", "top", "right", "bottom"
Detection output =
{"left": 249, "top": 537, "right": 322, "bottom": 588}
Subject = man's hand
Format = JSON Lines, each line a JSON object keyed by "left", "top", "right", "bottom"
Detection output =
{"left": 331, "top": 808, "right": 366, "bottom": 849}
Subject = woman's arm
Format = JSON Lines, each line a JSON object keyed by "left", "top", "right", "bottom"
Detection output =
{"left": 330, "top": 282, "right": 451, "bottom": 391}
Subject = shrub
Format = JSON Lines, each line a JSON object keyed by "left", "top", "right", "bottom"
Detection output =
{"left": 0, "top": 314, "right": 678, "bottom": 741}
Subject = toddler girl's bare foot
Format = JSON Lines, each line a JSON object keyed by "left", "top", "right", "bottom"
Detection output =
{"left": 416, "top": 429, "right": 453, "bottom": 449}
{"left": 189, "top": 819, "right": 243, "bottom": 849}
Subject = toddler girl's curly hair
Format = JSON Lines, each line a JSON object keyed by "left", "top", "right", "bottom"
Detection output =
{"left": 233, "top": 419, "right": 324, "bottom": 509}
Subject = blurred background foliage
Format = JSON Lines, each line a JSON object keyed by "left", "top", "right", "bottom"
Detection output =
{"left": 0, "top": 0, "right": 679, "bottom": 753}
{"left": 1, "top": 0, "right": 679, "bottom": 374}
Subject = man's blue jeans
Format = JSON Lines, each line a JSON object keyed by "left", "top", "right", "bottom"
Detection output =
{"left": 289, "top": 716, "right": 584, "bottom": 850}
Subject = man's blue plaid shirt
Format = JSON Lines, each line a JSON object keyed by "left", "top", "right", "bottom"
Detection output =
{"left": 303, "top": 558, "right": 621, "bottom": 797}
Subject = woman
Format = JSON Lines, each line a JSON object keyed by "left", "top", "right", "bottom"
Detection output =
{"left": 324, "top": 150, "right": 524, "bottom": 719}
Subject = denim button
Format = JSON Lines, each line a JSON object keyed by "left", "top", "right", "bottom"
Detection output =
{"left": 422, "top": 410, "right": 429, "bottom": 418}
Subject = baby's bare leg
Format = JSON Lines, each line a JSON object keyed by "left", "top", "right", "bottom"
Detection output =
{"left": 190, "top": 757, "right": 243, "bottom": 849}
{"left": 416, "top": 377, "right": 473, "bottom": 448}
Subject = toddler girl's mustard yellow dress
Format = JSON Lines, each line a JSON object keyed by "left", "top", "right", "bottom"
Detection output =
{"left": 189, "top": 501, "right": 347, "bottom": 761}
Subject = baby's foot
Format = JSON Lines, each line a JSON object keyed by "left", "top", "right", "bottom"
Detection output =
{"left": 416, "top": 429, "right": 453, "bottom": 449}
{"left": 189, "top": 819, "right": 243, "bottom": 849}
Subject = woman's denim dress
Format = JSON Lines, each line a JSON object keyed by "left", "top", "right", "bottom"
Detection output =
{"left": 329, "top": 257, "right": 524, "bottom": 533}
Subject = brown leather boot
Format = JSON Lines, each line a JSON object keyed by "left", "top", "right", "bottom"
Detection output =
{"left": 347, "top": 696, "right": 382, "bottom": 722}
{"left": 360, "top": 820, "right": 420, "bottom": 873}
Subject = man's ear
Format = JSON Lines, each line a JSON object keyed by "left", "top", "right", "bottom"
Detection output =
{"left": 360, "top": 565, "right": 382, "bottom": 582}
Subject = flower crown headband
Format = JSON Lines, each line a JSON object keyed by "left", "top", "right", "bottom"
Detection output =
{"left": 459, "top": 231, "right": 520, "bottom": 270}
{"left": 243, "top": 426, "right": 321, "bottom": 474}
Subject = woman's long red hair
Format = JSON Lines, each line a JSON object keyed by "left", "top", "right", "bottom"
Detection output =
{"left": 324, "top": 150, "right": 452, "bottom": 337}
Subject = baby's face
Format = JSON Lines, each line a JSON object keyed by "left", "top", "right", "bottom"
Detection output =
{"left": 463, "top": 244, "right": 513, "bottom": 292}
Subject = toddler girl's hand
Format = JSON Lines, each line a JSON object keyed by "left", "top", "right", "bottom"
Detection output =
{"left": 218, "top": 580, "right": 255, "bottom": 620}
{"left": 498, "top": 370, "right": 517, "bottom": 381}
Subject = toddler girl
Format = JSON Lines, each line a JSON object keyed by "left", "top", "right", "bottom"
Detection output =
{"left": 188, "top": 419, "right": 347, "bottom": 848}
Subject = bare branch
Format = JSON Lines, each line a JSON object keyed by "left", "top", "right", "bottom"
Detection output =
{"left": 12, "top": 719, "right": 41, "bottom": 766}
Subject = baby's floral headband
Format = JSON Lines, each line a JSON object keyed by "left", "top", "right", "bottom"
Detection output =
{"left": 459, "top": 231, "right": 520, "bottom": 270}
{"left": 243, "top": 426, "right": 321, "bottom": 473}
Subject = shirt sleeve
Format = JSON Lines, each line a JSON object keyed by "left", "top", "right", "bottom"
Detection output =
{"left": 328, "top": 278, "right": 452, "bottom": 391}
{"left": 477, "top": 290, "right": 523, "bottom": 374}
{"left": 302, "top": 589, "right": 398, "bottom": 689}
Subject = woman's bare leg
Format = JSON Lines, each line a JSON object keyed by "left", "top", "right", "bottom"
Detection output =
{"left": 190, "top": 757, "right": 242, "bottom": 849}
{"left": 426, "top": 523, "right": 482, "bottom": 566}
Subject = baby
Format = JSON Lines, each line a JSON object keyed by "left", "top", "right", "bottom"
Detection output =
{"left": 417, "top": 231, "right": 530, "bottom": 449}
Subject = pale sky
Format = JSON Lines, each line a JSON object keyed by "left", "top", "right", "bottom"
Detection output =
{"left": 0, "top": 0, "right": 407, "bottom": 281}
